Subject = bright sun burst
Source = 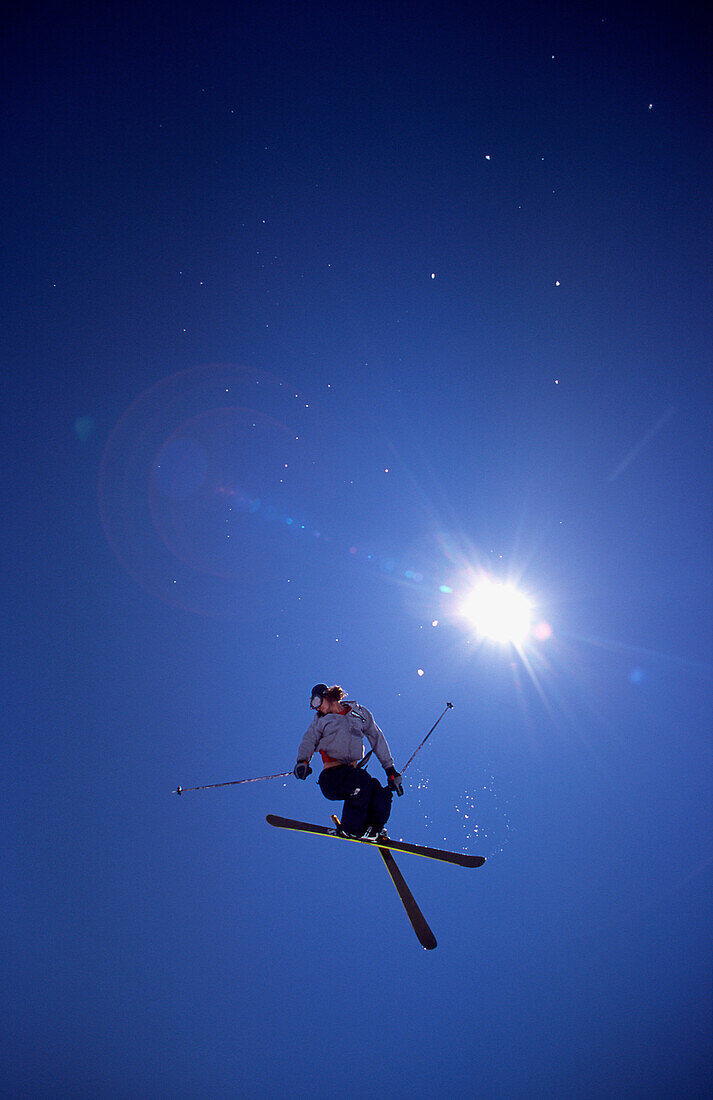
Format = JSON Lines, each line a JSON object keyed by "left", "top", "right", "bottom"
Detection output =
{"left": 460, "top": 577, "right": 533, "bottom": 645}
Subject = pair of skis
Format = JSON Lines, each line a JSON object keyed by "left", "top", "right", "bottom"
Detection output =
{"left": 266, "top": 814, "right": 485, "bottom": 950}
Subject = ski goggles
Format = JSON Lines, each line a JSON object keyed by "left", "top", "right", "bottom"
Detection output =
{"left": 310, "top": 684, "right": 329, "bottom": 709}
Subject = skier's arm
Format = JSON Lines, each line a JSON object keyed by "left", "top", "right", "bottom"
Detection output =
{"left": 362, "top": 710, "right": 394, "bottom": 771}
{"left": 361, "top": 708, "right": 403, "bottom": 794}
{"left": 295, "top": 715, "right": 320, "bottom": 767}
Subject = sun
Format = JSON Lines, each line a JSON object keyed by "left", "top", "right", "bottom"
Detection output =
{"left": 460, "top": 576, "right": 533, "bottom": 645}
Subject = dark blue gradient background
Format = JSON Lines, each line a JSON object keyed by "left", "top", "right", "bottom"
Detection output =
{"left": 3, "top": 3, "right": 711, "bottom": 1096}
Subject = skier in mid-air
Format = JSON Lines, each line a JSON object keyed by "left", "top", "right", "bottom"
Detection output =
{"left": 293, "top": 684, "right": 403, "bottom": 838}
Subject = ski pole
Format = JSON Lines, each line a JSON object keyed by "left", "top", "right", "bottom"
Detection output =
{"left": 174, "top": 770, "right": 293, "bottom": 795}
{"left": 401, "top": 702, "right": 453, "bottom": 774}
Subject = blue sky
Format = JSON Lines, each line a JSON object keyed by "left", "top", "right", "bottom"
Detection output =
{"left": 4, "top": 2, "right": 711, "bottom": 1096}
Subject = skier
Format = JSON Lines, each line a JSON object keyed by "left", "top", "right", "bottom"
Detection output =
{"left": 293, "top": 684, "right": 403, "bottom": 839}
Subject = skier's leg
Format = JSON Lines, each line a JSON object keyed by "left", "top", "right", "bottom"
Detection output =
{"left": 339, "top": 776, "right": 372, "bottom": 836}
{"left": 318, "top": 766, "right": 346, "bottom": 802}
{"left": 367, "top": 777, "right": 393, "bottom": 831}
{"left": 319, "top": 766, "right": 370, "bottom": 836}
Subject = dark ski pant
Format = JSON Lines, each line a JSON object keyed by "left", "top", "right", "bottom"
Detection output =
{"left": 318, "top": 765, "right": 393, "bottom": 836}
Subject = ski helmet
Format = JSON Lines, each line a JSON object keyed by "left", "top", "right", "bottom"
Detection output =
{"left": 310, "top": 683, "right": 329, "bottom": 709}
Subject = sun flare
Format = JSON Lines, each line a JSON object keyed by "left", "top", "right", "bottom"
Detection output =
{"left": 460, "top": 577, "right": 533, "bottom": 645}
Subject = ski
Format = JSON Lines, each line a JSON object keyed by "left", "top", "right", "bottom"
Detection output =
{"left": 374, "top": 846, "right": 437, "bottom": 949}
{"left": 327, "top": 814, "right": 437, "bottom": 949}
{"left": 266, "top": 814, "right": 486, "bottom": 868}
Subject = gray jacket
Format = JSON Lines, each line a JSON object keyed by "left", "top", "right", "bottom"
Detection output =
{"left": 297, "top": 700, "right": 394, "bottom": 771}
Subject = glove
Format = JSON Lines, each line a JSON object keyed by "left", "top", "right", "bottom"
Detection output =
{"left": 386, "top": 767, "right": 403, "bottom": 796}
{"left": 293, "top": 760, "right": 312, "bottom": 780}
